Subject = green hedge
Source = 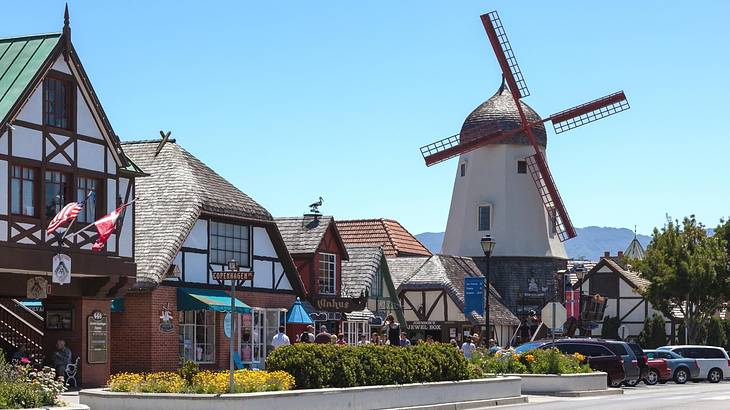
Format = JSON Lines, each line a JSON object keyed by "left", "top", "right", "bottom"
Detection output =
{"left": 266, "top": 343, "right": 477, "bottom": 389}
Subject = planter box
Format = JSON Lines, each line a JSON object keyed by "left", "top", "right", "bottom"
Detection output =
{"left": 507, "top": 372, "right": 607, "bottom": 394}
{"left": 80, "top": 377, "right": 521, "bottom": 410}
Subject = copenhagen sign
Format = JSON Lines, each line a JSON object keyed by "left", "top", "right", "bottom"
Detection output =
{"left": 312, "top": 296, "right": 366, "bottom": 312}
{"left": 212, "top": 271, "right": 254, "bottom": 281}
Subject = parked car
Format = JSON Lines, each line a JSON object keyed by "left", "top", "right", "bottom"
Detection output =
{"left": 627, "top": 342, "right": 650, "bottom": 383}
{"left": 658, "top": 345, "right": 730, "bottom": 383}
{"left": 643, "top": 355, "right": 671, "bottom": 385}
{"left": 645, "top": 349, "right": 699, "bottom": 384}
{"left": 516, "top": 339, "right": 626, "bottom": 387}
{"left": 605, "top": 340, "right": 642, "bottom": 386}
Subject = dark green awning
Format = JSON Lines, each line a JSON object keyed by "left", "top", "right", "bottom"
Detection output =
{"left": 111, "top": 298, "right": 124, "bottom": 312}
{"left": 177, "top": 287, "right": 251, "bottom": 314}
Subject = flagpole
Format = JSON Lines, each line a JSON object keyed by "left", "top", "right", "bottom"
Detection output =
{"left": 59, "top": 190, "right": 95, "bottom": 244}
{"left": 64, "top": 198, "right": 137, "bottom": 241}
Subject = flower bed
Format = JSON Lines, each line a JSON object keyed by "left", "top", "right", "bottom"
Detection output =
{"left": 265, "top": 342, "right": 478, "bottom": 389}
{"left": 471, "top": 348, "right": 592, "bottom": 376}
{"left": 0, "top": 351, "right": 67, "bottom": 409}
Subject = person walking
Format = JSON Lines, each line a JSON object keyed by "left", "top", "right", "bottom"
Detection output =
{"left": 336, "top": 333, "right": 347, "bottom": 345}
{"left": 271, "top": 326, "right": 290, "bottom": 349}
{"left": 300, "top": 325, "right": 315, "bottom": 343}
{"left": 460, "top": 336, "right": 477, "bottom": 360}
{"left": 314, "top": 325, "right": 332, "bottom": 344}
{"left": 385, "top": 314, "right": 401, "bottom": 347}
{"left": 371, "top": 332, "right": 382, "bottom": 345}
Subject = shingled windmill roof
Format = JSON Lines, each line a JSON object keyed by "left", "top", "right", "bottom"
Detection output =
{"left": 388, "top": 254, "right": 519, "bottom": 326}
{"left": 460, "top": 78, "right": 547, "bottom": 147}
{"left": 121, "top": 140, "right": 302, "bottom": 293}
{"left": 336, "top": 219, "right": 431, "bottom": 257}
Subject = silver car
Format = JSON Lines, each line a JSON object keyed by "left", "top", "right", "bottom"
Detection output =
{"left": 658, "top": 345, "right": 730, "bottom": 383}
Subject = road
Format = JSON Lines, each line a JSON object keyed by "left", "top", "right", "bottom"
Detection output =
{"left": 505, "top": 381, "right": 730, "bottom": 410}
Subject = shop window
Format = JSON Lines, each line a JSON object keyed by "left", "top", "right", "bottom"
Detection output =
{"left": 239, "top": 309, "right": 287, "bottom": 366}
{"left": 76, "top": 176, "right": 101, "bottom": 223}
{"left": 179, "top": 310, "right": 215, "bottom": 363}
{"left": 44, "top": 170, "right": 72, "bottom": 219}
{"left": 478, "top": 205, "right": 491, "bottom": 231}
{"left": 319, "top": 253, "right": 337, "bottom": 295}
{"left": 11, "top": 165, "right": 38, "bottom": 217}
{"left": 343, "top": 320, "right": 371, "bottom": 345}
{"left": 44, "top": 76, "right": 73, "bottom": 130}
{"left": 209, "top": 221, "right": 251, "bottom": 266}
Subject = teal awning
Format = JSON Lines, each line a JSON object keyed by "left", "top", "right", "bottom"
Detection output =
{"left": 111, "top": 298, "right": 124, "bottom": 312}
{"left": 20, "top": 299, "right": 43, "bottom": 312}
{"left": 177, "top": 287, "right": 251, "bottom": 314}
{"left": 286, "top": 297, "right": 313, "bottom": 325}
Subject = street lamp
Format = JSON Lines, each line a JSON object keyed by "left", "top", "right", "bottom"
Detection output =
{"left": 480, "top": 235, "right": 496, "bottom": 345}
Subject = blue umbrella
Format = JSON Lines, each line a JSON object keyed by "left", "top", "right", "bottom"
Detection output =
{"left": 287, "top": 297, "right": 314, "bottom": 325}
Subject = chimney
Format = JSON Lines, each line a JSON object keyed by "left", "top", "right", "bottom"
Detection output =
{"left": 617, "top": 251, "right": 624, "bottom": 258}
{"left": 603, "top": 251, "right": 610, "bottom": 258}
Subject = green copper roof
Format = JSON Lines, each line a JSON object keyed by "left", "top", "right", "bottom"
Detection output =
{"left": 0, "top": 33, "right": 61, "bottom": 126}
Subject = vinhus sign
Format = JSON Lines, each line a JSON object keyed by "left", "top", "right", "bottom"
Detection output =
{"left": 312, "top": 296, "right": 366, "bottom": 312}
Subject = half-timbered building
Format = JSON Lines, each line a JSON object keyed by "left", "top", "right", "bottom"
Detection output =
{"left": 110, "top": 140, "right": 305, "bottom": 372}
{"left": 0, "top": 10, "right": 143, "bottom": 386}
{"left": 388, "top": 255, "right": 519, "bottom": 346}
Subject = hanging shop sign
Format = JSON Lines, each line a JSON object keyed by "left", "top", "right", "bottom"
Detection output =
{"left": 312, "top": 295, "right": 366, "bottom": 313}
{"left": 409, "top": 321, "right": 441, "bottom": 331}
{"left": 87, "top": 310, "right": 108, "bottom": 364}
{"left": 212, "top": 270, "right": 254, "bottom": 281}
{"left": 27, "top": 277, "right": 48, "bottom": 299}
{"left": 159, "top": 303, "right": 174, "bottom": 333}
{"left": 52, "top": 254, "right": 71, "bottom": 285}
{"left": 464, "top": 276, "right": 485, "bottom": 316}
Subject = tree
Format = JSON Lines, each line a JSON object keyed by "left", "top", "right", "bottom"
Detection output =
{"left": 636, "top": 216, "right": 730, "bottom": 344}
{"left": 638, "top": 314, "right": 667, "bottom": 348}
{"left": 601, "top": 315, "right": 620, "bottom": 340}
{"left": 707, "top": 317, "right": 727, "bottom": 347}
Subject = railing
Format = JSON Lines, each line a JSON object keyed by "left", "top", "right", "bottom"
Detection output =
{"left": 0, "top": 300, "right": 44, "bottom": 356}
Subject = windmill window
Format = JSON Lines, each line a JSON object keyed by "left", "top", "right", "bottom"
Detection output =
{"left": 460, "top": 163, "right": 466, "bottom": 177}
{"left": 478, "top": 205, "right": 491, "bottom": 231}
{"left": 517, "top": 160, "right": 527, "bottom": 174}
{"left": 44, "top": 76, "right": 74, "bottom": 130}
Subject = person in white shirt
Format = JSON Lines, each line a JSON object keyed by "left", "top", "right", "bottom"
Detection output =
{"left": 271, "top": 326, "right": 290, "bottom": 349}
{"left": 461, "top": 336, "right": 477, "bottom": 359}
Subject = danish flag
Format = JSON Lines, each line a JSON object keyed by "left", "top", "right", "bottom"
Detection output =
{"left": 46, "top": 201, "right": 84, "bottom": 235}
{"left": 91, "top": 204, "right": 130, "bottom": 253}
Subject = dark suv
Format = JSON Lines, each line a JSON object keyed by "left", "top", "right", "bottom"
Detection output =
{"left": 627, "top": 342, "right": 650, "bottom": 384}
{"left": 516, "top": 339, "right": 626, "bottom": 387}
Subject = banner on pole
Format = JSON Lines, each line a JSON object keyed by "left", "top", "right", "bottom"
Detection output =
{"left": 464, "top": 276, "right": 486, "bottom": 316}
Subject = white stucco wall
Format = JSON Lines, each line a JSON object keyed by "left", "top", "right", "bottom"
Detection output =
{"left": 76, "top": 87, "right": 103, "bottom": 140}
{"left": 185, "top": 252, "right": 208, "bottom": 283}
{"left": 0, "top": 131, "right": 7, "bottom": 154}
{"left": 253, "top": 226, "right": 276, "bottom": 258}
{"left": 77, "top": 140, "right": 104, "bottom": 172}
{"left": 183, "top": 219, "right": 208, "bottom": 250}
{"left": 16, "top": 85, "right": 42, "bottom": 123}
{"left": 11, "top": 126, "right": 42, "bottom": 160}
{"left": 442, "top": 144, "right": 567, "bottom": 258}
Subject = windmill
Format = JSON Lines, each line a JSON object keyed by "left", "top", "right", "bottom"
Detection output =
{"left": 420, "top": 11, "right": 629, "bottom": 243}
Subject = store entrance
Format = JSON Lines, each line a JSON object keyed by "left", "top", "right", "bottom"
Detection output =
{"left": 239, "top": 308, "right": 286, "bottom": 368}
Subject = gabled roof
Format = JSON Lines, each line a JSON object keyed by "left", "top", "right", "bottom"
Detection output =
{"left": 388, "top": 254, "right": 519, "bottom": 326}
{"left": 341, "top": 245, "right": 383, "bottom": 297}
{"left": 121, "top": 140, "right": 303, "bottom": 294}
{"left": 573, "top": 257, "right": 650, "bottom": 292}
{"left": 0, "top": 33, "right": 61, "bottom": 127}
{"left": 275, "top": 216, "right": 348, "bottom": 259}
{"left": 336, "top": 219, "right": 432, "bottom": 257}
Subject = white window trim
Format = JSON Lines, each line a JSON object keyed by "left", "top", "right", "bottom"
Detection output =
{"left": 319, "top": 252, "right": 337, "bottom": 295}
{"left": 459, "top": 159, "right": 468, "bottom": 178}
{"left": 477, "top": 203, "right": 493, "bottom": 232}
{"left": 179, "top": 310, "right": 216, "bottom": 364}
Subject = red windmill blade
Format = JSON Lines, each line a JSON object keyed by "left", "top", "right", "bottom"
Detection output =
{"left": 418, "top": 10, "right": 630, "bottom": 242}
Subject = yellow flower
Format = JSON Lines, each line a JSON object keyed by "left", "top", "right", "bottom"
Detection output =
{"left": 512, "top": 354, "right": 520, "bottom": 361}
{"left": 525, "top": 354, "right": 535, "bottom": 362}
{"left": 573, "top": 352, "right": 585, "bottom": 362}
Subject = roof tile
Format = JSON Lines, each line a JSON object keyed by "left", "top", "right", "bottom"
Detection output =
{"left": 337, "top": 219, "right": 431, "bottom": 257}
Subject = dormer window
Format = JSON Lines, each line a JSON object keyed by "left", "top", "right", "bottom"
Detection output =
{"left": 44, "top": 76, "right": 73, "bottom": 130}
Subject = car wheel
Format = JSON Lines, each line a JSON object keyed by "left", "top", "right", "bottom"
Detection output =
{"left": 624, "top": 379, "right": 639, "bottom": 387}
{"left": 674, "top": 368, "right": 689, "bottom": 384}
{"left": 609, "top": 377, "right": 623, "bottom": 388}
{"left": 644, "top": 369, "right": 659, "bottom": 386}
{"left": 708, "top": 368, "right": 723, "bottom": 383}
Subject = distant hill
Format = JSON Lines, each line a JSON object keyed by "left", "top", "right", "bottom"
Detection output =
{"left": 415, "top": 226, "right": 652, "bottom": 261}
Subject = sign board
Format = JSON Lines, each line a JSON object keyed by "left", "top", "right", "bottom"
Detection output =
{"left": 312, "top": 296, "right": 366, "bottom": 313}
{"left": 52, "top": 254, "right": 71, "bottom": 285}
{"left": 408, "top": 321, "right": 441, "bottom": 331}
{"left": 224, "top": 312, "right": 233, "bottom": 338}
{"left": 87, "top": 310, "right": 108, "bottom": 364}
{"left": 541, "top": 302, "right": 567, "bottom": 331}
{"left": 464, "top": 277, "right": 485, "bottom": 316}
{"left": 159, "top": 303, "right": 174, "bottom": 333}
{"left": 27, "top": 277, "right": 48, "bottom": 299}
{"left": 212, "top": 270, "right": 254, "bottom": 281}
{"left": 618, "top": 325, "right": 628, "bottom": 340}
{"left": 564, "top": 290, "right": 580, "bottom": 319}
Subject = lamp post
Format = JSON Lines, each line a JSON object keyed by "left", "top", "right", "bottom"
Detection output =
{"left": 480, "top": 235, "right": 496, "bottom": 345}
{"left": 227, "top": 259, "right": 239, "bottom": 394}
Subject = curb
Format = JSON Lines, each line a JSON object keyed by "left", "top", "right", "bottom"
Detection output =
{"left": 551, "top": 389, "right": 624, "bottom": 397}
{"left": 393, "top": 395, "right": 528, "bottom": 409}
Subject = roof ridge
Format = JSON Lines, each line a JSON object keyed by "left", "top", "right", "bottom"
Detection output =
{"left": 380, "top": 219, "right": 400, "bottom": 254}
{"left": 121, "top": 139, "right": 177, "bottom": 145}
{"left": 0, "top": 32, "right": 62, "bottom": 42}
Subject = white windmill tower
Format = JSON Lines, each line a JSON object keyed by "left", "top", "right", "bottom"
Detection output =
{"left": 419, "top": 11, "right": 629, "bottom": 312}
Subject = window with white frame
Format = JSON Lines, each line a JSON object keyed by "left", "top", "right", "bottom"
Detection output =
{"left": 209, "top": 221, "right": 251, "bottom": 267}
{"left": 319, "top": 253, "right": 337, "bottom": 295}
{"left": 371, "top": 267, "right": 382, "bottom": 297}
{"left": 478, "top": 205, "right": 491, "bottom": 231}
{"left": 343, "top": 320, "right": 370, "bottom": 345}
{"left": 179, "top": 310, "right": 215, "bottom": 363}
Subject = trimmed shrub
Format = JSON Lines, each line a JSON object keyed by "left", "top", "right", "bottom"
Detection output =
{"left": 706, "top": 317, "right": 727, "bottom": 347}
{"left": 601, "top": 315, "right": 620, "bottom": 340}
{"left": 265, "top": 343, "right": 471, "bottom": 389}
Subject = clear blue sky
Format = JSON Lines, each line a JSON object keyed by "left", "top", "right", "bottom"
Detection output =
{"left": 5, "top": 1, "right": 729, "bottom": 235}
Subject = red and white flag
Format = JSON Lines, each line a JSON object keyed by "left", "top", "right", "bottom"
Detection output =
{"left": 91, "top": 204, "right": 128, "bottom": 253}
{"left": 46, "top": 202, "right": 84, "bottom": 235}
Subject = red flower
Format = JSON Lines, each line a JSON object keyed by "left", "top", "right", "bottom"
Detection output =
{"left": 20, "top": 357, "right": 30, "bottom": 364}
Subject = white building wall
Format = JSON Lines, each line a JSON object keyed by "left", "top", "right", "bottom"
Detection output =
{"left": 275, "top": 262, "right": 292, "bottom": 290}
{"left": 0, "top": 221, "right": 6, "bottom": 241}
{"left": 16, "top": 85, "right": 42, "bottom": 123}
{"left": 51, "top": 56, "right": 72, "bottom": 75}
{"left": 253, "top": 227, "right": 276, "bottom": 258}
{"left": 106, "top": 148, "right": 116, "bottom": 175}
{"left": 183, "top": 219, "right": 208, "bottom": 249}
{"left": 185, "top": 253, "right": 208, "bottom": 283}
{"left": 76, "top": 87, "right": 103, "bottom": 140}
{"left": 76, "top": 140, "right": 104, "bottom": 172}
{"left": 442, "top": 144, "right": 567, "bottom": 258}
{"left": 106, "top": 179, "right": 116, "bottom": 213}
{"left": 46, "top": 133, "right": 74, "bottom": 166}
{"left": 11, "top": 126, "right": 42, "bottom": 160}
{"left": 0, "top": 131, "right": 7, "bottom": 154}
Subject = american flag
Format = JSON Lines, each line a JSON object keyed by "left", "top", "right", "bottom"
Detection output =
{"left": 46, "top": 201, "right": 84, "bottom": 235}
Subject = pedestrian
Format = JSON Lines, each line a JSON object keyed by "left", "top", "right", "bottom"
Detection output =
{"left": 371, "top": 332, "right": 381, "bottom": 345}
{"left": 300, "top": 325, "right": 315, "bottom": 343}
{"left": 271, "top": 326, "right": 290, "bottom": 349}
{"left": 53, "top": 339, "right": 72, "bottom": 380}
{"left": 426, "top": 335, "right": 434, "bottom": 343}
{"left": 314, "top": 325, "right": 332, "bottom": 344}
{"left": 336, "top": 333, "right": 347, "bottom": 345}
{"left": 11, "top": 344, "right": 28, "bottom": 363}
{"left": 488, "top": 338, "right": 500, "bottom": 355}
{"left": 385, "top": 314, "right": 401, "bottom": 347}
{"left": 460, "top": 336, "right": 477, "bottom": 360}
{"left": 450, "top": 339, "right": 459, "bottom": 348}
{"left": 399, "top": 332, "right": 411, "bottom": 347}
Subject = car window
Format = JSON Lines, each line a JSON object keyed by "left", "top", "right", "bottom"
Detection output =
{"left": 554, "top": 343, "right": 579, "bottom": 355}
{"left": 645, "top": 351, "right": 657, "bottom": 360}
{"left": 666, "top": 351, "right": 681, "bottom": 359}
{"left": 575, "top": 343, "right": 612, "bottom": 357}
{"left": 698, "top": 348, "right": 726, "bottom": 359}
{"left": 606, "top": 343, "right": 628, "bottom": 355}
{"left": 673, "top": 348, "right": 688, "bottom": 357}
{"left": 628, "top": 343, "right": 644, "bottom": 357}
